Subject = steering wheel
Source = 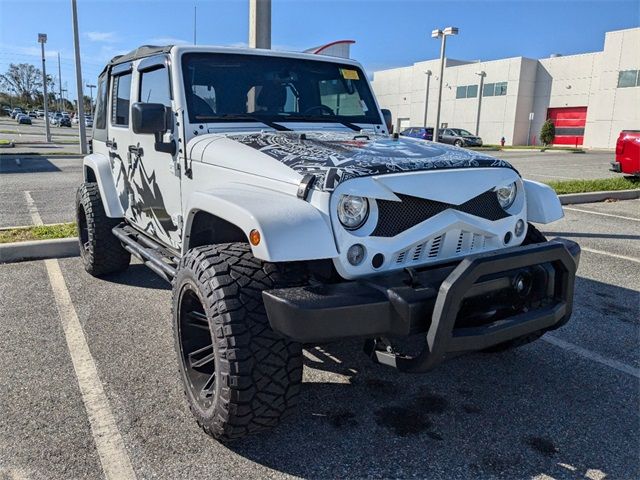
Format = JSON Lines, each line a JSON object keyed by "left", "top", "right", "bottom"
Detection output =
{"left": 303, "top": 105, "right": 335, "bottom": 116}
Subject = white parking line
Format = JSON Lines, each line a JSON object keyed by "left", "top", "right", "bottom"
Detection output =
{"left": 564, "top": 206, "right": 640, "bottom": 222}
{"left": 582, "top": 247, "right": 640, "bottom": 264}
{"left": 45, "top": 259, "right": 136, "bottom": 480}
{"left": 23, "top": 191, "right": 43, "bottom": 226}
{"left": 543, "top": 335, "right": 640, "bottom": 379}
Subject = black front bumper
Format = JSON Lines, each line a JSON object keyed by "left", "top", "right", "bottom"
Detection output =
{"left": 263, "top": 239, "right": 580, "bottom": 372}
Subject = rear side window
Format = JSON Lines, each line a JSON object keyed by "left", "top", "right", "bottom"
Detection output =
{"left": 111, "top": 73, "right": 132, "bottom": 126}
{"left": 139, "top": 67, "right": 172, "bottom": 107}
{"left": 93, "top": 74, "right": 108, "bottom": 141}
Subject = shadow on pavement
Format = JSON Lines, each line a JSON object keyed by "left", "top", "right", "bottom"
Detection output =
{"left": 545, "top": 231, "right": 640, "bottom": 241}
{"left": 224, "top": 275, "right": 638, "bottom": 479}
{"left": 100, "top": 264, "right": 170, "bottom": 291}
{"left": 0, "top": 156, "right": 62, "bottom": 174}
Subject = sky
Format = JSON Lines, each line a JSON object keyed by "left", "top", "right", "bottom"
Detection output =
{"left": 0, "top": 0, "right": 638, "bottom": 100}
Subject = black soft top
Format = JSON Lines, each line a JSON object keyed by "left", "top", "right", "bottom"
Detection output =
{"left": 99, "top": 45, "right": 173, "bottom": 76}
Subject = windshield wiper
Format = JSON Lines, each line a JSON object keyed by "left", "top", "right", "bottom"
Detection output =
{"left": 194, "top": 114, "right": 291, "bottom": 131}
{"left": 283, "top": 115, "right": 362, "bottom": 132}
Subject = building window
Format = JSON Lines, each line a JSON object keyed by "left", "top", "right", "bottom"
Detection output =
{"left": 111, "top": 73, "right": 132, "bottom": 126}
{"left": 456, "top": 84, "right": 480, "bottom": 99}
{"left": 494, "top": 82, "right": 508, "bottom": 95}
{"left": 618, "top": 70, "right": 639, "bottom": 88}
{"left": 483, "top": 82, "right": 495, "bottom": 96}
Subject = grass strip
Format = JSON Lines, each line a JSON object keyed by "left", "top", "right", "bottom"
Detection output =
{"left": 545, "top": 177, "right": 639, "bottom": 195}
{"left": 0, "top": 223, "right": 77, "bottom": 244}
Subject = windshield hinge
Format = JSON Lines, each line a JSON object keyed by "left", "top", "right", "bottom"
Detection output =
{"left": 297, "top": 174, "right": 316, "bottom": 200}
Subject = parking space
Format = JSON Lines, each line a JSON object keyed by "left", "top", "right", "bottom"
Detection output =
{"left": 0, "top": 200, "right": 638, "bottom": 479}
{"left": 492, "top": 150, "right": 617, "bottom": 182}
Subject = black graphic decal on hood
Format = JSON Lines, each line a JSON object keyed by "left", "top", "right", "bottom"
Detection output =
{"left": 228, "top": 131, "right": 515, "bottom": 190}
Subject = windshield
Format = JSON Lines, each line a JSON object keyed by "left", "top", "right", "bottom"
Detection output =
{"left": 452, "top": 129, "right": 474, "bottom": 137}
{"left": 181, "top": 52, "right": 381, "bottom": 126}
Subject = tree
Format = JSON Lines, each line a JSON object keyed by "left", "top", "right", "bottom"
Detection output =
{"left": 540, "top": 119, "right": 555, "bottom": 146}
{"left": 0, "top": 63, "right": 55, "bottom": 102}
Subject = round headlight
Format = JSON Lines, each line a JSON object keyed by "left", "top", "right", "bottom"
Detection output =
{"left": 495, "top": 182, "right": 517, "bottom": 210}
{"left": 337, "top": 195, "right": 369, "bottom": 230}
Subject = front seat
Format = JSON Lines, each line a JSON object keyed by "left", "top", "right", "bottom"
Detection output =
{"left": 256, "top": 84, "right": 287, "bottom": 113}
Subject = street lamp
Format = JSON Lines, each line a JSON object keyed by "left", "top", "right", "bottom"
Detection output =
{"left": 431, "top": 26, "right": 459, "bottom": 143}
{"left": 86, "top": 83, "right": 96, "bottom": 114}
{"left": 38, "top": 33, "right": 52, "bottom": 142}
{"left": 475, "top": 71, "right": 486, "bottom": 136}
{"left": 423, "top": 70, "right": 432, "bottom": 128}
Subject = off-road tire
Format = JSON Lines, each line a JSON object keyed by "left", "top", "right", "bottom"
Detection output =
{"left": 483, "top": 223, "right": 548, "bottom": 352}
{"left": 172, "top": 243, "right": 306, "bottom": 441}
{"left": 76, "top": 182, "right": 130, "bottom": 276}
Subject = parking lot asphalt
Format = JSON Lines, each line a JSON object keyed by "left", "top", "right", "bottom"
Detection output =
{"left": 1, "top": 200, "right": 638, "bottom": 479}
{"left": 0, "top": 148, "right": 621, "bottom": 230}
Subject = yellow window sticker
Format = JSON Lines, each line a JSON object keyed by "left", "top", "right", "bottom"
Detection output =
{"left": 340, "top": 68, "right": 360, "bottom": 80}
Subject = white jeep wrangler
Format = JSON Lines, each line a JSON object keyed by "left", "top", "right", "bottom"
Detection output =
{"left": 77, "top": 45, "right": 580, "bottom": 441}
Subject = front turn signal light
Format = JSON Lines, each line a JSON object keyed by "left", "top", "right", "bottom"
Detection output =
{"left": 249, "top": 229, "right": 261, "bottom": 246}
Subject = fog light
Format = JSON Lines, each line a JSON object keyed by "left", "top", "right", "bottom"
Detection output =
{"left": 504, "top": 232, "right": 512, "bottom": 244}
{"left": 347, "top": 244, "right": 366, "bottom": 266}
{"left": 515, "top": 219, "right": 525, "bottom": 237}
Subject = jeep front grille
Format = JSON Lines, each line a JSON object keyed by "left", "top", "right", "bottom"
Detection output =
{"left": 371, "top": 190, "right": 509, "bottom": 237}
{"left": 393, "top": 230, "right": 492, "bottom": 266}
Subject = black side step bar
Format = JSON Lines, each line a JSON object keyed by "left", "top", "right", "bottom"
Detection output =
{"left": 112, "top": 224, "right": 178, "bottom": 282}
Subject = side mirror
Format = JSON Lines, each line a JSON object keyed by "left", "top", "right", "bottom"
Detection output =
{"left": 131, "top": 102, "right": 168, "bottom": 135}
{"left": 380, "top": 109, "right": 393, "bottom": 133}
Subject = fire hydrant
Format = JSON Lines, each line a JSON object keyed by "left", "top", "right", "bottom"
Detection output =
{"left": 500, "top": 137, "right": 506, "bottom": 147}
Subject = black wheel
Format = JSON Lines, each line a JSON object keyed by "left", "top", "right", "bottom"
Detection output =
{"left": 76, "top": 182, "right": 130, "bottom": 276}
{"left": 454, "top": 139, "right": 464, "bottom": 147}
{"left": 173, "top": 243, "right": 307, "bottom": 441}
{"left": 483, "top": 223, "right": 547, "bottom": 352}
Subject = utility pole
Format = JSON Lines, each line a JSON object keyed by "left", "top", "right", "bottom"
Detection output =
{"left": 86, "top": 83, "right": 96, "bottom": 114}
{"left": 38, "top": 33, "right": 51, "bottom": 142}
{"left": 431, "top": 27, "right": 458, "bottom": 143}
{"left": 249, "top": 0, "right": 271, "bottom": 49}
{"left": 58, "top": 52, "right": 63, "bottom": 112}
{"left": 193, "top": 4, "right": 197, "bottom": 45}
{"left": 423, "top": 70, "right": 432, "bottom": 128}
{"left": 475, "top": 71, "right": 486, "bottom": 136}
{"left": 71, "top": 0, "right": 87, "bottom": 154}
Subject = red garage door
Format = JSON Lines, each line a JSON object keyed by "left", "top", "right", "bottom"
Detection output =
{"left": 547, "top": 107, "right": 587, "bottom": 146}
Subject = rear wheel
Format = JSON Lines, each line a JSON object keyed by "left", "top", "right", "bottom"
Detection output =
{"left": 173, "top": 243, "right": 306, "bottom": 441}
{"left": 76, "top": 182, "right": 130, "bottom": 276}
{"left": 483, "top": 223, "right": 547, "bottom": 352}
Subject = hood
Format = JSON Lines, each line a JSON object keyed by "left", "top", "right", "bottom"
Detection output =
{"left": 224, "top": 131, "right": 515, "bottom": 191}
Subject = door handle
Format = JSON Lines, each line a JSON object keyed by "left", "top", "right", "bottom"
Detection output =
{"left": 106, "top": 139, "right": 117, "bottom": 149}
{"left": 128, "top": 145, "right": 144, "bottom": 156}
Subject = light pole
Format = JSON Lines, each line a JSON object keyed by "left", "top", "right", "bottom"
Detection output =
{"left": 71, "top": 0, "right": 87, "bottom": 154}
{"left": 423, "top": 70, "right": 432, "bottom": 128}
{"left": 86, "top": 83, "right": 96, "bottom": 114}
{"left": 431, "top": 26, "right": 458, "bottom": 143}
{"left": 475, "top": 71, "right": 486, "bottom": 136}
{"left": 249, "top": 0, "right": 271, "bottom": 48}
{"left": 38, "top": 33, "right": 51, "bottom": 142}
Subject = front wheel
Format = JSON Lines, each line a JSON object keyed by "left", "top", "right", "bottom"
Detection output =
{"left": 172, "top": 243, "right": 306, "bottom": 441}
{"left": 454, "top": 139, "right": 464, "bottom": 147}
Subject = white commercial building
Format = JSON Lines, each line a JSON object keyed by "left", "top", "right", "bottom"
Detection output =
{"left": 371, "top": 28, "right": 640, "bottom": 148}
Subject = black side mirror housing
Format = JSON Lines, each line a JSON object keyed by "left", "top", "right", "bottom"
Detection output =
{"left": 131, "top": 102, "right": 168, "bottom": 135}
{"left": 380, "top": 108, "right": 393, "bottom": 133}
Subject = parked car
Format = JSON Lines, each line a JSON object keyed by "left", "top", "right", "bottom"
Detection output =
{"left": 84, "top": 116, "right": 93, "bottom": 128}
{"left": 59, "top": 116, "right": 72, "bottom": 127}
{"left": 36, "top": 109, "right": 45, "bottom": 117}
{"left": 400, "top": 126, "right": 434, "bottom": 141}
{"left": 610, "top": 130, "right": 640, "bottom": 176}
{"left": 28, "top": 111, "right": 38, "bottom": 118}
{"left": 438, "top": 128, "right": 483, "bottom": 147}
{"left": 77, "top": 44, "right": 579, "bottom": 442}
{"left": 17, "top": 114, "right": 32, "bottom": 125}
{"left": 10, "top": 108, "right": 23, "bottom": 118}
{"left": 51, "top": 112, "right": 63, "bottom": 126}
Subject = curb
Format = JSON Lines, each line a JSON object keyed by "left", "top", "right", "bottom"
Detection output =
{"left": 559, "top": 189, "right": 640, "bottom": 205}
{"left": 0, "top": 238, "right": 79, "bottom": 264}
